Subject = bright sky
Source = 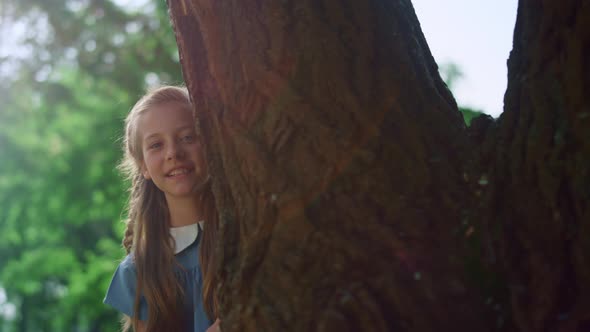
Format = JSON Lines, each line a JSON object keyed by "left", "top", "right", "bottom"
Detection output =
{"left": 412, "top": 0, "right": 518, "bottom": 117}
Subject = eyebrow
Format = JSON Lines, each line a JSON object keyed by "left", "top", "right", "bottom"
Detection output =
{"left": 143, "top": 125, "right": 196, "bottom": 142}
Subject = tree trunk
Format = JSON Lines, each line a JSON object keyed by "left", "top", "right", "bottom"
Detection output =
{"left": 167, "top": 0, "right": 589, "bottom": 331}
{"left": 473, "top": 0, "right": 590, "bottom": 331}
{"left": 19, "top": 296, "right": 28, "bottom": 332}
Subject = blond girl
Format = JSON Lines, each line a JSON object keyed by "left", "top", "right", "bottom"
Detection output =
{"left": 104, "top": 86, "right": 221, "bottom": 332}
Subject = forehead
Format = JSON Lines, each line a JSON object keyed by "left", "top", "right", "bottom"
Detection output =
{"left": 139, "top": 102, "right": 195, "bottom": 139}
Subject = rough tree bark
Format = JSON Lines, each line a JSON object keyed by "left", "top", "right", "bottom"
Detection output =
{"left": 167, "top": 0, "right": 589, "bottom": 331}
{"left": 473, "top": 1, "right": 590, "bottom": 331}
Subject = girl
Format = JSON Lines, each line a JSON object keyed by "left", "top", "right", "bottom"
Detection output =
{"left": 104, "top": 86, "right": 221, "bottom": 332}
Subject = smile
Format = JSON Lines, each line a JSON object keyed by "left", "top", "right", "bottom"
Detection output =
{"left": 166, "top": 167, "right": 192, "bottom": 177}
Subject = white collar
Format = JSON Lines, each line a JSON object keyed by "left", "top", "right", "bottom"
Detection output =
{"left": 170, "top": 221, "right": 203, "bottom": 254}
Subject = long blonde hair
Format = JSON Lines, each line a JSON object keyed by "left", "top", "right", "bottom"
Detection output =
{"left": 118, "top": 86, "right": 219, "bottom": 332}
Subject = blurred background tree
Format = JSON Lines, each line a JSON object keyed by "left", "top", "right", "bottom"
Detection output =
{"left": 0, "top": 1, "right": 181, "bottom": 331}
{"left": 0, "top": 1, "right": 487, "bottom": 331}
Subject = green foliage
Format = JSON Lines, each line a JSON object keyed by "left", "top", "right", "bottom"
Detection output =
{"left": 460, "top": 106, "right": 485, "bottom": 126}
{"left": 0, "top": 1, "right": 181, "bottom": 330}
{"left": 438, "top": 62, "right": 487, "bottom": 125}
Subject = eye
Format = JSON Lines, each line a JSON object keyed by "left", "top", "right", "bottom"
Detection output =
{"left": 148, "top": 142, "right": 162, "bottom": 150}
{"left": 181, "top": 134, "right": 195, "bottom": 143}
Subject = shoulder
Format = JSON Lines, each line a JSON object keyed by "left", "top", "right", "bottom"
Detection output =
{"left": 107, "top": 254, "right": 137, "bottom": 290}
{"left": 104, "top": 254, "right": 145, "bottom": 318}
{"left": 106, "top": 254, "right": 135, "bottom": 280}
{"left": 113, "top": 254, "right": 139, "bottom": 286}
{"left": 119, "top": 253, "right": 135, "bottom": 270}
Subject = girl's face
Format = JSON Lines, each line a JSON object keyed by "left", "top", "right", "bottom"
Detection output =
{"left": 138, "top": 102, "right": 207, "bottom": 200}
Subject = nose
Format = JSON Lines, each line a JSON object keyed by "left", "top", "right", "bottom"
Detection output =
{"left": 165, "top": 141, "right": 185, "bottom": 160}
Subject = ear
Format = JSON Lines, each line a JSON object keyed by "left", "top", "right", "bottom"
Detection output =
{"left": 140, "top": 162, "right": 151, "bottom": 180}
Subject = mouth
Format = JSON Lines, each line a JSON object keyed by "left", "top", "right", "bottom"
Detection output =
{"left": 166, "top": 167, "right": 193, "bottom": 178}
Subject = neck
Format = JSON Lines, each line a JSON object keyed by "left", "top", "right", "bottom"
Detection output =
{"left": 165, "top": 194, "right": 204, "bottom": 227}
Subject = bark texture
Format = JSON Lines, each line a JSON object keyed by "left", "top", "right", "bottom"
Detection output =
{"left": 167, "top": 0, "right": 589, "bottom": 331}
{"left": 474, "top": 1, "right": 590, "bottom": 331}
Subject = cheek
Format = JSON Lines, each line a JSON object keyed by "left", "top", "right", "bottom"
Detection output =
{"left": 143, "top": 153, "right": 161, "bottom": 171}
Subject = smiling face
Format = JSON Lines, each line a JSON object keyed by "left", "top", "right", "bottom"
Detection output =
{"left": 139, "top": 102, "right": 207, "bottom": 201}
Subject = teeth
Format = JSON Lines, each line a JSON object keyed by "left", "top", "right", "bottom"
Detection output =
{"left": 168, "top": 168, "right": 189, "bottom": 176}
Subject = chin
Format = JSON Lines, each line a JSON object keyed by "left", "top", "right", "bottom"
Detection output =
{"left": 164, "top": 186, "right": 196, "bottom": 198}
{"left": 166, "top": 192, "right": 199, "bottom": 201}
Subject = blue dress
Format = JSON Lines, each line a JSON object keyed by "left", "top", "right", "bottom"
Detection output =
{"left": 103, "top": 230, "right": 212, "bottom": 332}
